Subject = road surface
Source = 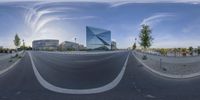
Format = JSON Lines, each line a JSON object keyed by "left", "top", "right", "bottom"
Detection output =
{"left": 0, "top": 51, "right": 200, "bottom": 100}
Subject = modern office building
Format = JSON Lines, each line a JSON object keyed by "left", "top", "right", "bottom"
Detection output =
{"left": 111, "top": 41, "right": 117, "bottom": 50}
{"left": 59, "top": 41, "right": 82, "bottom": 51}
{"left": 32, "top": 39, "right": 59, "bottom": 51}
{"left": 86, "top": 26, "right": 111, "bottom": 50}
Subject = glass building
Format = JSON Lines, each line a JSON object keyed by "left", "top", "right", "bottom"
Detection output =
{"left": 86, "top": 26, "right": 111, "bottom": 50}
{"left": 32, "top": 39, "right": 59, "bottom": 51}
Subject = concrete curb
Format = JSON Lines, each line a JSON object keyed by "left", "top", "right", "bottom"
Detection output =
{"left": 132, "top": 51, "right": 200, "bottom": 79}
{"left": 28, "top": 51, "right": 130, "bottom": 94}
{"left": 0, "top": 51, "right": 25, "bottom": 75}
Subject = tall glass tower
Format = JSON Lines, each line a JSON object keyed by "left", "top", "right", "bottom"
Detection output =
{"left": 86, "top": 26, "right": 111, "bottom": 50}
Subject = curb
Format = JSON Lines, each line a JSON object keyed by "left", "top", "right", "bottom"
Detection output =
{"left": 132, "top": 51, "right": 200, "bottom": 79}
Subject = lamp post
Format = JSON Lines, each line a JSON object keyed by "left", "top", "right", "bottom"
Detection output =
{"left": 74, "top": 38, "right": 79, "bottom": 51}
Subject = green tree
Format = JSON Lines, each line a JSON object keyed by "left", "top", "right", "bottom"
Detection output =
{"left": 188, "top": 46, "right": 193, "bottom": 56}
{"left": 132, "top": 43, "right": 136, "bottom": 50}
{"left": 13, "top": 34, "right": 21, "bottom": 56}
{"left": 139, "top": 24, "right": 153, "bottom": 50}
{"left": 160, "top": 48, "right": 167, "bottom": 56}
{"left": 178, "top": 48, "right": 181, "bottom": 56}
{"left": 198, "top": 48, "right": 200, "bottom": 56}
{"left": 173, "top": 48, "right": 178, "bottom": 57}
{"left": 182, "top": 48, "right": 187, "bottom": 56}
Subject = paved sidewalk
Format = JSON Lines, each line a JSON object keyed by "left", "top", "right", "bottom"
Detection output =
{"left": 133, "top": 51, "right": 200, "bottom": 78}
{"left": 0, "top": 51, "right": 24, "bottom": 71}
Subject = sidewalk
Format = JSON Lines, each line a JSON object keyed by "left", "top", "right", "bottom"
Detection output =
{"left": 0, "top": 51, "right": 24, "bottom": 71}
{"left": 133, "top": 51, "right": 200, "bottom": 78}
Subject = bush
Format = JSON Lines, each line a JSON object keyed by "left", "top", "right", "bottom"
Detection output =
{"left": 15, "top": 54, "right": 18, "bottom": 57}
{"left": 142, "top": 55, "right": 147, "bottom": 60}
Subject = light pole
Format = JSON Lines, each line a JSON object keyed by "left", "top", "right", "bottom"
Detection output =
{"left": 74, "top": 37, "right": 79, "bottom": 51}
{"left": 135, "top": 38, "right": 137, "bottom": 44}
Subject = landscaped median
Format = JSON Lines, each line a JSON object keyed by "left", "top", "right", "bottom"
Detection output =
{"left": 133, "top": 51, "right": 200, "bottom": 79}
{"left": 0, "top": 51, "right": 25, "bottom": 75}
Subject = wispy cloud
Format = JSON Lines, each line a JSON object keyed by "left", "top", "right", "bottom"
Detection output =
{"left": 109, "top": 0, "right": 200, "bottom": 7}
{"left": 35, "top": 16, "right": 96, "bottom": 33}
{"left": 24, "top": 2, "right": 96, "bottom": 34}
{"left": 140, "top": 13, "right": 175, "bottom": 27}
{"left": 1, "top": 0, "right": 200, "bottom": 5}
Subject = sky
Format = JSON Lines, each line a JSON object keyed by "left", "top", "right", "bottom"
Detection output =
{"left": 0, "top": 0, "right": 200, "bottom": 49}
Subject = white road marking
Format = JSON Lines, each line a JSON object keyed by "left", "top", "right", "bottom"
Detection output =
{"left": 28, "top": 51, "right": 130, "bottom": 94}
{"left": 146, "top": 94, "right": 156, "bottom": 98}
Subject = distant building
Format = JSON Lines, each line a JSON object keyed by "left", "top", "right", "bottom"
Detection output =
{"left": 32, "top": 39, "right": 59, "bottom": 51}
{"left": 78, "top": 44, "right": 86, "bottom": 50}
{"left": 0, "top": 46, "right": 3, "bottom": 49}
{"left": 86, "top": 26, "right": 111, "bottom": 50}
{"left": 59, "top": 41, "right": 85, "bottom": 51}
{"left": 111, "top": 41, "right": 117, "bottom": 50}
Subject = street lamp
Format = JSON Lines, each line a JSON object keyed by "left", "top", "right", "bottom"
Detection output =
{"left": 74, "top": 37, "right": 79, "bottom": 51}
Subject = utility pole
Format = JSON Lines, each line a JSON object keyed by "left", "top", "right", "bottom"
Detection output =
{"left": 135, "top": 38, "right": 137, "bottom": 43}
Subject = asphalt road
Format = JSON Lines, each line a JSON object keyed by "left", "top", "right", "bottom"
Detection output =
{"left": 30, "top": 51, "right": 129, "bottom": 89}
{"left": 0, "top": 51, "right": 200, "bottom": 100}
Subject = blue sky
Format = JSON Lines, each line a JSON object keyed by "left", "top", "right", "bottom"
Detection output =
{"left": 0, "top": 1, "right": 200, "bottom": 48}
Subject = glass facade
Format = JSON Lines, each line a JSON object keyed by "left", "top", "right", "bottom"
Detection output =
{"left": 86, "top": 26, "right": 111, "bottom": 50}
{"left": 32, "top": 39, "right": 59, "bottom": 51}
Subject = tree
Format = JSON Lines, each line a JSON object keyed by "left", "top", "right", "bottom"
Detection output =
{"left": 132, "top": 43, "right": 136, "bottom": 50}
{"left": 178, "top": 48, "right": 181, "bottom": 56}
{"left": 188, "top": 46, "right": 193, "bottom": 56}
{"left": 182, "top": 48, "right": 187, "bottom": 56}
{"left": 139, "top": 24, "right": 153, "bottom": 50}
{"left": 13, "top": 34, "right": 21, "bottom": 56}
{"left": 160, "top": 48, "right": 167, "bottom": 56}
{"left": 173, "top": 48, "right": 178, "bottom": 57}
{"left": 198, "top": 48, "right": 200, "bottom": 56}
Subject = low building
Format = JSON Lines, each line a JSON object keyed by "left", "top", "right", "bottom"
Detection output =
{"left": 59, "top": 41, "right": 85, "bottom": 51}
{"left": 111, "top": 41, "right": 117, "bottom": 50}
{"left": 32, "top": 39, "right": 59, "bottom": 51}
{"left": 78, "top": 44, "right": 87, "bottom": 50}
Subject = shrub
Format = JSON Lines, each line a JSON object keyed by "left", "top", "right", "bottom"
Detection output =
{"left": 142, "top": 55, "right": 147, "bottom": 60}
